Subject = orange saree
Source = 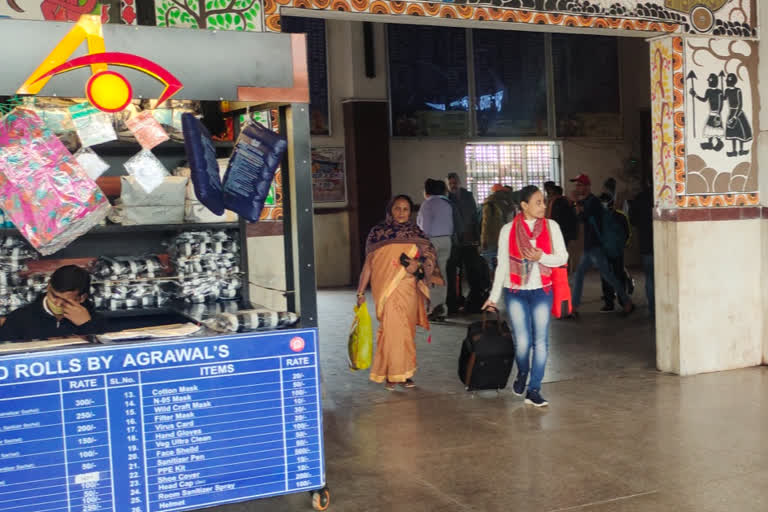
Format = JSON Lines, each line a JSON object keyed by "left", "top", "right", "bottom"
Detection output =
{"left": 368, "top": 243, "right": 429, "bottom": 383}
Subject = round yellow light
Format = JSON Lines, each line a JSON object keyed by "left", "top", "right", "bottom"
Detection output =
{"left": 86, "top": 71, "right": 132, "bottom": 113}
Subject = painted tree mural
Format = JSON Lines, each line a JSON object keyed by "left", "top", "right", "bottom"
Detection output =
{"left": 155, "top": 0, "right": 262, "bottom": 31}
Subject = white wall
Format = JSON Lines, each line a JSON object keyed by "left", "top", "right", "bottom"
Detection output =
{"left": 655, "top": 220, "right": 763, "bottom": 375}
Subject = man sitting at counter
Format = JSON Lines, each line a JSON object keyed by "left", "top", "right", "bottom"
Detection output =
{"left": 0, "top": 265, "right": 107, "bottom": 342}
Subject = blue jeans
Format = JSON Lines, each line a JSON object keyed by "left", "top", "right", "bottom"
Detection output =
{"left": 643, "top": 254, "right": 654, "bottom": 315}
{"left": 504, "top": 288, "right": 553, "bottom": 392}
{"left": 572, "top": 248, "right": 630, "bottom": 309}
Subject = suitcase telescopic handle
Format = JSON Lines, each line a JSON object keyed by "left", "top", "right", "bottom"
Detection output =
{"left": 481, "top": 310, "right": 503, "bottom": 335}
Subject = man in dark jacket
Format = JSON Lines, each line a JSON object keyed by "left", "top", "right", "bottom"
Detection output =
{"left": 569, "top": 174, "right": 634, "bottom": 317}
{"left": 446, "top": 172, "right": 484, "bottom": 314}
{"left": 0, "top": 265, "right": 107, "bottom": 342}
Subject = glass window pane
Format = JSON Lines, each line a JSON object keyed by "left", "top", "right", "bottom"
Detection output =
{"left": 281, "top": 16, "right": 330, "bottom": 136}
{"left": 473, "top": 30, "right": 548, "bottom": 137}
{"left": 388, "top": 24, "right": 469, "bottom": 137}
{"left": 553, "top": 34, "right": 621, "bottom": 138}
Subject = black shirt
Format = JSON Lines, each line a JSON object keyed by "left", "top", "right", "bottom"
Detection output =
{"left": 0, "top": 297, "right": 107, "bottom": 342}
{"left": 580, "top": 194, "right": 604, "bottom": 251}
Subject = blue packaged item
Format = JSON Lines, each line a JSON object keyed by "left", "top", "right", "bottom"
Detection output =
{"left": 181, "top": 113, "right": 226, "bottom": 215}
{"left": 222, "top": 122, "right": 287, "bottom": 222}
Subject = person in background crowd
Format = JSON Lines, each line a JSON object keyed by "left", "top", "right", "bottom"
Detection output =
{"left": 597, "top": 191, "right": 632, "bottom": 312}
{"left": 357, "top": 195, "right": 442, "bottom": 391}
{"left": 446, "top": 172, "right": 481, "bottom": 315}
{"left": 569, "top": 173, "right": 634, "bottom": 318}
{"left": 483, "top": 185, "right": 569, "bottom": 407}
{"left": 630, "top": 176, "right": 655, "bottom": 316}
{"left": 0, "top": 265, "right": 107, "bottom": 342}
{"left": 417, "top": 179, "right": 453, "bottom": 321}
{"left": 544, "top": 182, "right": 579, "bottom": 252}
{"left": 480, "top": 183, "right": 516, "bottom": 274}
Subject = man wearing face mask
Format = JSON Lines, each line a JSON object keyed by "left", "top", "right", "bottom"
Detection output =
{"left": 0, "top": 265, "right": 107, "bottom": 342}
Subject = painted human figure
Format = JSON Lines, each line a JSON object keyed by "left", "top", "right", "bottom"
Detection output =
{"left": 689, "top": 73, "right": 724, "bottom": 151}
{"left": 723, "top": 73, "right": 752, "bottom": 157}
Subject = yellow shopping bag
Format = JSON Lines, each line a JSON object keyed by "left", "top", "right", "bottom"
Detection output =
{"left": 348, "top": 302, "right": 373, "bottom": 371}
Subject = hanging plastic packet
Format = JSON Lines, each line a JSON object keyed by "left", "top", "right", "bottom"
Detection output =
{"left": 126, "top": 111, "right": 170, "bottom": 150}
{"left": 69, "top": 102, "right": 118, "bottom": 147}
{"left": 124, "top": 150, "right": 169, "bottom": 194}
{"left": 181, "top": 113, "right": 225, "bottom": 215}
{"left": 74, "top": 147, "right": 110, "bottom": 180}
{"left": 222, "top": 122, "right": 287, "bottom": 222}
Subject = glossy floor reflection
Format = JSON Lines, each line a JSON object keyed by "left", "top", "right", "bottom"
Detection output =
{"left": 220, "top": 274, "right": 768, "bottom": 512}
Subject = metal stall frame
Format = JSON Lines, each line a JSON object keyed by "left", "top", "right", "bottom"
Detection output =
{"left": 0, "top": 18, "right": 325, "bottom": 509}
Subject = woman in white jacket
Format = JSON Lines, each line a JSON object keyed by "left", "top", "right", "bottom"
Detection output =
{"left": 483, "top": 185, "right": 568, "bottom": 407}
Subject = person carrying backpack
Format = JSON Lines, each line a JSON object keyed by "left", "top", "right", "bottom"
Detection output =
{"left": 568, "top": 174, "right": 634, "bottom": 318}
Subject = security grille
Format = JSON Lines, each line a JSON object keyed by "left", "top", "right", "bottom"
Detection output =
{"left": 465, "top": 142, "right": 561, "bottom": 204}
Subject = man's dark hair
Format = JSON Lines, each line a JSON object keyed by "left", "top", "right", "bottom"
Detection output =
{"left": 446, "top": 172, "right": 460, "bottom": 182}
{"left": 424, "top": 178, "right": 445, "bottom": 197}
{"left": 554, "top": 185, "right": 564, "bottom": 195}
{"left": 543, "top": 181, "right": 557, "bottom": 194}
{"left": 50, "top": 265, "right": 91, "bottom": 296}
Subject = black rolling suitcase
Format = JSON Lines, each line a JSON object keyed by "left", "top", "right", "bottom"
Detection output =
{"left": 458, "top": 311, "right": 515, "bottom": 391}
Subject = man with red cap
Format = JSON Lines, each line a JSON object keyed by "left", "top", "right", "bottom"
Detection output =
{"left": 569, "top": 173, "right": 634, "bottom": 318}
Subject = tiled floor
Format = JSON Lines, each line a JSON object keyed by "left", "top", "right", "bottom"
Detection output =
{"left": 221, "top": 274, "right": 768, "bottom": 512}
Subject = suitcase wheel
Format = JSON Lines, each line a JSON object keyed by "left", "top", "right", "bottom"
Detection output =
{"left": 311, "top": 487, "right": 330, "bottom": 510}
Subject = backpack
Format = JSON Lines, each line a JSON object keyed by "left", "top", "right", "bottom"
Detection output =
{"left": 554, "top": 197, "right": 579, "bottom": 243}
{"left": 590, "top": 208, "right": 628, "bottom": 260}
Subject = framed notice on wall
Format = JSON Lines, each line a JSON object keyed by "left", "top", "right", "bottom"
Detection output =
{"left": 312, "top": 147, "right": 346, "bottom": 204}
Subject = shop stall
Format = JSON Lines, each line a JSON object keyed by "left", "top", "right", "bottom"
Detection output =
{"left": 0, "top": 16, "right": 328, "bottom": 511}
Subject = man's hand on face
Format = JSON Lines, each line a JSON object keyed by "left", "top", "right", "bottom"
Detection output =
{"left": 60, "top": 297, "right": 92, "bottom": 327}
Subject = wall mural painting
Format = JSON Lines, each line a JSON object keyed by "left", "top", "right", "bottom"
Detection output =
{"left": 651, "top": 38, "right": 677, "bottom": 208}
{"left": 0, "top": 0, "right": 121, "bottom": 21}
{"left": 154, "top": 0, "right": 263, "bottom": 30}
{"left": 681, "top": 36, "right": 759, "bottom": 207}
{"left": 262, "top": 0, "right": 755, "bottom": 37}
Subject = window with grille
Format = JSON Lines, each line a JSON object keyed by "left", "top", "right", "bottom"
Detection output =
{"left": 465, "top": 142, "right": 562, "bottom": 204}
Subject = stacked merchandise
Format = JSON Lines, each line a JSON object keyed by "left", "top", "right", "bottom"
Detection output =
{"left": 169, "top": 230, "right": 242, "bottom": 303}
{"left": 90, "top": 256, "right": 172, "bottom": 311}
{"left": 0, "top": 237, "right": 41, "bottom": 316}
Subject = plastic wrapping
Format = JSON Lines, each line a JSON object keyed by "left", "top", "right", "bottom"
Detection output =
{"left": 21, "top": 97, "right": 79, "bottom": 150}
{"left": 91, "top": 282, "right": 171, "bottom": 311}
{"left": 69, "top": 102, "right": 118, "bottom": 147}
{"left": 168, "top": 230, "right": 242, "bottom": 303}
{"left": 222, "top": 122, "right": 287, "bottom": 221}
{"left": 74, "top": 147, "right": 111, "bottom": 180}
{"left": 126, "top": 111, "right": 170, "bottom": 150}
{"left": 124, "top": 150, "right": 169, "bottom": 194}
{"left": 91, "top": 256, "right": 167, "bottom": 281}
{"left": 204, "top": 309, "right": 299, "bottom": 333}
{"left": 0, "top": 109, "right": 111, "bottom": 255}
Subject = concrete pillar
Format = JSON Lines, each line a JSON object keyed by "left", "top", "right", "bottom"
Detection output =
{"left": 651, "top": 35, "right": 762, "bottom": 375}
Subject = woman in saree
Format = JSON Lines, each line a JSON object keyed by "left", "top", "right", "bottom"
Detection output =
{"left": 356, "top": 195, "right": 443, "bottom": 391}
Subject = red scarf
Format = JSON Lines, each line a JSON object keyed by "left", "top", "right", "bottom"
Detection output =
{"left": 509, "top": 214, "right": 553, "bottom": 287}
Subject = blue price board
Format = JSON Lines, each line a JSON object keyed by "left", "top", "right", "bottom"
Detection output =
{"left": 0, "top": 328, "right": 324, "bottom": 512}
